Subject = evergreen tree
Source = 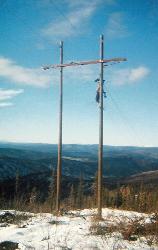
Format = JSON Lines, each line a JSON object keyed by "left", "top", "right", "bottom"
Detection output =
{"left": 76, "top": 173, "right": 84, "bottom": 209}
{"left": 91, "top": 171, "right": 98, "bottom": 207}
{"left": 15, "top": 168, "right": 19, "bottom": 201}
{"left": 68, "top": 184, "right": 75, "bottom": 209}
{"left": 47, "top": 167, "right": 56, "bottom": 211}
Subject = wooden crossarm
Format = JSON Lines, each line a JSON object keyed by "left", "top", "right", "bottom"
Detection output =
{"left": 42, "top": 58, "right": 127, "bottom": 70}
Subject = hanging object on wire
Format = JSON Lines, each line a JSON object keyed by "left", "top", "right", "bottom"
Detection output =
{"left": 95, "top": 78, "right": 106, "bottom": 104}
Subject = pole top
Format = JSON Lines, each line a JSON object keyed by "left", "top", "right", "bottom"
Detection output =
{"left": 100, "top": 34, "right": 104, "bottom": 40}
{"left": 60, "top": 41, "right": 63, "bottom": 47}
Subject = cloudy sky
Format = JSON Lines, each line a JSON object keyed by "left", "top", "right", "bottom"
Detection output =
{"left": 0, "top": 0, "right": 157, "bottom": 146}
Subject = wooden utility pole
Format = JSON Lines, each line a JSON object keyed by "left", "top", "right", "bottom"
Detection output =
{"left": 56, "top": 41, "right": 63, "bottom": 212}
{"left": 43, "top": 35, "right": 126, "bottom": 215}
{"left": 98, "top": 35, "right": 104, "bottom": 218}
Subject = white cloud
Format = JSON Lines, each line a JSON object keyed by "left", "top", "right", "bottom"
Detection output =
{"left": 0, "top": 88, "right": 24, "bottom": 101}
{"left": 109, "top": 66, "right": 150, "bottom": 85}
{"left": 0, "top": 55, "right": 98, "bottom": 88}
{"left": 0, "top": 102, "right": 13, "bottom": 108}
{"left": 129, "top": 67, "right": 150, "bottom": 82}
{"left": 0, "top": 88, "right": 24, "bottom": 108}
{"left": 105, "top": 12, "right": 129, "bottom": 39}
{"left": 42, "top": 2, "right": 98, "bottom": 41}
{"left": 41, "top": 0, "right": 116, "bottom": 44}
{"left": 0, "top": 56, "right": 150, "bottom": 89}
{"left": 0, "top": 56, "right": 52, "bottom": 87}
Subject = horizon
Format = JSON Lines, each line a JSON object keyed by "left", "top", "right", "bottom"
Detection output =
{"left": 0, "top": 140, "right": 157, "bottom": 148}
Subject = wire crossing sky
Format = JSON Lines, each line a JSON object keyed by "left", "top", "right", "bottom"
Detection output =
{"left": 0, "top": 0, "right": 157, "bottom": 146}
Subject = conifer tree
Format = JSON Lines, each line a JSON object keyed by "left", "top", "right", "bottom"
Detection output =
{"left": 76, "top": 173, "right": 84, "bottom": 209}
{"left": 47, "top": 167, "right": 56, "bottom": 211}
{"left": 91, "top": 171, "right": 98, "bottom": 207}
{"left": 15, "top": 168, "right": 19, "bottom": 202}
{"left": 68, "top": 184, "right": 75, "bottom": 209}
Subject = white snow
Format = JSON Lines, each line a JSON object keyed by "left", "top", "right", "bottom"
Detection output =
{"left": 0, "top": 208, "right": 157, "bottom": 250}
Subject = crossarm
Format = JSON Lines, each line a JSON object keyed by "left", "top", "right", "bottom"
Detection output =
{"left": 42, "top": 58, "right": 127, "bottom": 70}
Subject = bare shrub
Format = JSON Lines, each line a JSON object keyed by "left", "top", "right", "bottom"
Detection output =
{"left": 90, "top": 213, "right": 158, "bottom": 247}
{"left": 0, "top": 241, "right": 19, "bottom": 250}
{"left": 90, "top": 222, "right": 117, "bottom": 237}
{"left": 0, "top": 211, "right": 31, "bottom": 226}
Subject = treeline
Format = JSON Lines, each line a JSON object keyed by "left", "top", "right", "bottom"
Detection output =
{"left": 61, "top": 174, "right": 158, "bottom": 213}
{"left": 0, "top": 169, "right": 157, "bottom": 213}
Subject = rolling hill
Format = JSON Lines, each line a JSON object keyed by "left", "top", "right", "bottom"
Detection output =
{"left": 0, "top": 142, "right": 158, "bottom": 181}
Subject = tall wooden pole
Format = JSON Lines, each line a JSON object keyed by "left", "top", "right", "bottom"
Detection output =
{"left": 98, "top": 35, "right": 104, "bottom": 218}
{"left": 56, "top": 41, "right": 63, "bottom": 212}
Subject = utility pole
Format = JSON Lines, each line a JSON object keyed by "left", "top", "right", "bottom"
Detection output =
{"left": 56, "top": 41, "right": 63, "bottom": 212}
{"left": 43, "top": 35, "right": 126, "bottom": 215}
{"left": 98, "top": 35, "right": 104, "bottom": 218}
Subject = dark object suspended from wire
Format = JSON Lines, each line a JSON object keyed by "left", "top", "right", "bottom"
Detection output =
{"left": 95, "top": 79, "right": 106, "bottom": 104}
{"left": 96, "top": 86, "right": 100, "bottom": 103}
{"left": 95, "top": 61, "right": 120, "bottom": 103}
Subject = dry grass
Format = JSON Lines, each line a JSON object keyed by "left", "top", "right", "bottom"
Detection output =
{"left": 90, "top": 213, "right": 158, "bottom": 246}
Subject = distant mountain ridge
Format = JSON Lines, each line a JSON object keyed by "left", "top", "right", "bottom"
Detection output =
{"left": 0, "top": 142, "right": 158, "bottom": 181}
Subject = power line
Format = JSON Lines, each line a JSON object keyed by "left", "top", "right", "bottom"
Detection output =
{"left": 49, "top": 0, "right": 77, "bottom": 30}
{"left": 108, "top": 91, "right": 143, "bottom": 146}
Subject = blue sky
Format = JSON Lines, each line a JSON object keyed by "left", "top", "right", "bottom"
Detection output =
{"left": 0, "top": 0, "right": 157, "bottom": 146}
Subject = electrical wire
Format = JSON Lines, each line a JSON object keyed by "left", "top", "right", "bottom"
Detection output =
{"left": 108, "top": 90, "right": 144, "bottom": 146}
{"left": 0, "top": 2, "right": 40, "bottom": 49}
{"left": 49, "top": 0, "right": 77, "bottom": 31}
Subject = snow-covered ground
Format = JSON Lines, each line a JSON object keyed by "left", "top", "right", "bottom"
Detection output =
{"left": 0, "top": 208, "right": 157, "bottom": 250}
